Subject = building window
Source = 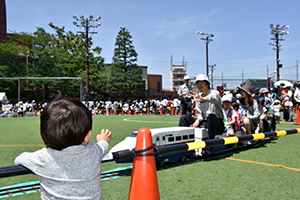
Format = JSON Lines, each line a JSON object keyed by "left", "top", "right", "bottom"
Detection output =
{"left": 157, "top": 81, "right": 161, "bottom": 92}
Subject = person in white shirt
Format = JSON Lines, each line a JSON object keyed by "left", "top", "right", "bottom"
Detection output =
{"left": 173, "top": 98, "right": 180, "bottom": 115}
{"left": 177, "top": 75, "right": 193, "bottom": 114}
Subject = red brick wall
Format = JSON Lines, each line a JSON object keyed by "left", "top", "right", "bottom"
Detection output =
{"left": 0, "top": 0, "right": 7, "bottom": 42}
{"left": 148, "top": 74, "right": 162, "bottom": 95}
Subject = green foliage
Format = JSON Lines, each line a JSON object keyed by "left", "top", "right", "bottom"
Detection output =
{"left": 0, "top": 23, "right": 108, "bottom": 102}
{"left": 109, "top": 27, "right": 144, "bottom": 98}
{"left": 0, "top": 32, "right": 33, "bottom": 101}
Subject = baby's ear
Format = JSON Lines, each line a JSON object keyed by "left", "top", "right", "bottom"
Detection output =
{"left": 82, "top": 130, "right": 92, "bottom": 145}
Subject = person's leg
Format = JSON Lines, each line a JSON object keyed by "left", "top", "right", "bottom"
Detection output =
{"left": 178, "top": 114, "right": 196, "bottom": 127}
{"left": 289, "top": 107, "right": 293, "bottom": 122}
{"left": 243, "top": 117, "right": 252, "bottom": 134}
{"left": 186, "top": 100, "right": 192, "bottom": 114}
{"left": 206, "top": 114, "right": 225, "bottom": 139}
{"left": 181, "top": 100, "right": 187, "bottom": 115}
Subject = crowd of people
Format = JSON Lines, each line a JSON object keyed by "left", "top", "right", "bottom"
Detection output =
{"left": 0, "top": 100, "right": 47, "bottom": 117}
{"left": 177, "top": 74, "right": 300, "bottom": 155}
{"left": 1, "top": 80, "right": 300, "bottom": 125}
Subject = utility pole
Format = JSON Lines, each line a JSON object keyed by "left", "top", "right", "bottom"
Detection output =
{"left": 297, "top": 60, "right": 299, "bottom": 82}
{"left": 269, "top": 24, "right": 289, "bottom": 81}
{"left": 73, "top": 15, "right": 101, "bottom": 101}
{"left": 196, "top": 31, "right": 214, "bottom": 76}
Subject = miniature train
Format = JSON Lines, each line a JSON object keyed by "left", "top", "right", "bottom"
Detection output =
{"left": 102, "top": 127, "right": 242, "bottom": 165}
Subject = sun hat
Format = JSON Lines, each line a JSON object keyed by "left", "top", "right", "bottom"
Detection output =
{"left": 195, "top": 74, "right": 209, "bottom": 83}
{"left": 239, "top": 84, "right": 252, "bottom": 96}
{"left": 259, "top": 87, "right": 269, "bottom": 94}
{"left": 183, "top": 75, "right": 190, "bottom": 80}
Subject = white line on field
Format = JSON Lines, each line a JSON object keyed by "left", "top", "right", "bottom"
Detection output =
{"left": 123, "top": 118, "right": 178, "bottom": 123}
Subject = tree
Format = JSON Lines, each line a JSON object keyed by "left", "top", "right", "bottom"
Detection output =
{"left": 0, "top": 23, "right": 108, "bottom": 102}
{"left": 109, "top": 27, "right": 144, "bottom": 99}
{"left": 0, "top": 32, "right": 34, "bottom": 101}
{"left": 31, "top": 23, "right": 108, "bottom": 101}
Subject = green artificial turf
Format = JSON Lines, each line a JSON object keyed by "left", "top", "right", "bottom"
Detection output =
{"left": 0, "top": 115, "right": 300, "bottom": 200}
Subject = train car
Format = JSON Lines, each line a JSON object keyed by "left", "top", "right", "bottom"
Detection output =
{"left": 102, "top": 127, "right": 240, "bottom": 165}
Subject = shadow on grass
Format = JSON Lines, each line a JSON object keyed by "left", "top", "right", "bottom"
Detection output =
{"left": 202, "top": 138, "right": 277, "bottom": 162}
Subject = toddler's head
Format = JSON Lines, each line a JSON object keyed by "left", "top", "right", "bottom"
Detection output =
{"left": 40, "top": 97, "right": 92, "bottom": 150}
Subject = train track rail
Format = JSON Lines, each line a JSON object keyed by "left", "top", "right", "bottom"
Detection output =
{"left": 0, "top": 139, "right": 270, "bottom": 199}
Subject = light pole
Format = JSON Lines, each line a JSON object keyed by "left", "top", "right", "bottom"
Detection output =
{"left": 196, "top": 31, "right": 214, "bottom": 76}
{"left": 269, "top": 24, "right": 289, "bottom": 81}
{"left": 73, "top": 15, "right": 101, "bottom": 101}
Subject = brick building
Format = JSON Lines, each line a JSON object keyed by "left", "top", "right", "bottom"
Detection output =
{"left": 0, "top": 0, "right": 7, "bottom": 42}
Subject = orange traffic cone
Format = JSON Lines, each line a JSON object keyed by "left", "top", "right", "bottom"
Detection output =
{"left": 180, "top": 108, "right": 182, "bottom": 115}
{"left": 147, "top": 108, "right": 149, "bottom": 115}
{"left": 160, "top": 108, "right": 162, "bottom": 115}
{"left": 171, "top": 108, "right": 174, "bottom": 115}
{"left": 294, "top": 107, "right": 300, "bottom": 125}
{"left": 129, "top": 128, "right": 160, "bottom": 200}
{"left": 194, "top": 109, "right": 197, "bottom": 117}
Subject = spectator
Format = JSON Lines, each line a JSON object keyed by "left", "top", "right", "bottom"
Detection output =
{"left": 173, "top": 97, "right": 180, "bottom": 115}
{"left": 273, "top": 99, "right": 281, "bottom": 126}
{"left": 222, "top": 95, "right": 236, "bottom": 136}
{"left": 237, "top": 84, "right": 260, "bottom": 135}
{"left": 257, "top": 96, "right": 274, "bottom": 132}
{"left": 231, "top": 101, "right": 247, "bottom": 136}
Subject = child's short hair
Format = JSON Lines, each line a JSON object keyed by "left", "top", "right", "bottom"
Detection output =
{"left": 231, "top": 102, "right": 240, "bottom": 109}
{"left": 40, "top": 97, "right": 92, "bottom": 150}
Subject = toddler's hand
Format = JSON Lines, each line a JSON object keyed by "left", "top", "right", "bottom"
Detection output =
{"left": 97, "top": 129, "right": 112, "bottom": 144}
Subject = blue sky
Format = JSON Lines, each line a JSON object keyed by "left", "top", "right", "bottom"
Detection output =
{"left": 5, "top": 0, "right": 300, "bottom": 89}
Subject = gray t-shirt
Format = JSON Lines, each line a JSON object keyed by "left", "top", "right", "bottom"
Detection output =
{"left": 196, "top": 89, "right": 224, "bottom": 121}
{"left": 177, "top": 84, "right": 193, "bottom": 98}
{"left": 14, "top": 140, "right": 109, "bottom": 200}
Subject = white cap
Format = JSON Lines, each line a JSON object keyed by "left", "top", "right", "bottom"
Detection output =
{"left": 196, "top": 74, "right": 209, "bottom": 82}
{"left": 222, "top": 95, "right": 232, "bottom": 103}
{"left": 184, "top": 75, "right": 190, "bottom": 80}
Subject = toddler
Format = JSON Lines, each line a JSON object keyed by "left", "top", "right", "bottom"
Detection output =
{"left": 15, "top": 97, "right": 112, "bottom": 200}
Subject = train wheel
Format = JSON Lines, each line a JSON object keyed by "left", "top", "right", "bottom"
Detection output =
{"left": 156, "top": 160, "right": 164, "bottom": 167}
{"left": 180, "top": 156, "right": 185, "bottom": 162}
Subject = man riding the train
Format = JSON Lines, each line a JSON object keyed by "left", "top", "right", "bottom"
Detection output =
{"left": 178, "top": 74, "right": 225, "bottom": 155}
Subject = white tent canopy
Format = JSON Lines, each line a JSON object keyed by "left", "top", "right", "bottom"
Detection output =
{"left": 0, "top": 92, "right": 8, "bottom": 104}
